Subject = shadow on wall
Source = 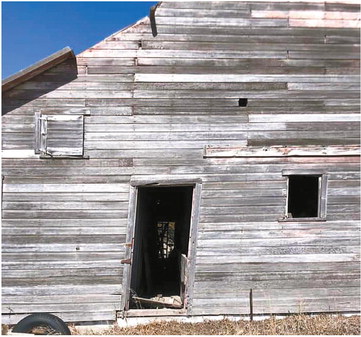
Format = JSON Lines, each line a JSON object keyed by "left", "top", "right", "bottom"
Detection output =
{"left": 2, "top": 59, "right": 78, "bottom": 115}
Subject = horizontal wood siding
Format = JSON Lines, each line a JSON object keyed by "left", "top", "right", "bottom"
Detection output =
{"left": 192, "top": 157, "right": 360, "bottom": 315}
{"left": 2, "top": 1, "right": 360, "bottom": 323}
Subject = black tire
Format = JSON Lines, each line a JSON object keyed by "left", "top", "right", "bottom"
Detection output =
{"left": 12, "top": 313, "right": 71, "bottom": 335}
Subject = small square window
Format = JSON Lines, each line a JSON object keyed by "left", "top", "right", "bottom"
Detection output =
{"left": 282, "top": 171, "right": 328, "bottom": 221}
{"left": 288, "top": 175, "right": 319, "bottom": 218}
{"left": 35, "top": 113, "right": 85, "bottom": 158}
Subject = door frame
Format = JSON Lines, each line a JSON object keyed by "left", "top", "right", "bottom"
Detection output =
{"left": 121, "top": 176, "right": 202, "bottom": 316}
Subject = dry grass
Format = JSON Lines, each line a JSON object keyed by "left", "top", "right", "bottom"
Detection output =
{"left": 74, "top": 314, "right": 360, "bottom": 335}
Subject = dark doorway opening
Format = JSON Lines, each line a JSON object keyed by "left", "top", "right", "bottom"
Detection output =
{"left": 129, "top": 186, "right": 193, "bottom": 309}
{"left": 288, "top": 175, "right": 320, "bottom": 218}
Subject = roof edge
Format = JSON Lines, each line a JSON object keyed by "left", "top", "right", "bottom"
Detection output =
{"left": 2, "top": 47, "right": 77, "bottom": 92}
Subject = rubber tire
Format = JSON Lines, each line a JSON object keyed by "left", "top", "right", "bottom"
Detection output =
{"left": 12, "top": 313, "right": 71, "bottom": 335}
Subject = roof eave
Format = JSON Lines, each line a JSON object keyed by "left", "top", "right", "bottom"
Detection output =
{"left": 2, "top": 47, "right": 77, "bottom": 92}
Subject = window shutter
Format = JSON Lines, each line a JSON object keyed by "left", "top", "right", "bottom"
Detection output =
{"left": 35, "top": 113, "right": 84, "bottom": 157}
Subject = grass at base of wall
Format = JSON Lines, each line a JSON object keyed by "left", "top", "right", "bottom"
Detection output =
{"left": 74, "top": 314, "right": 360, "bottom": 335}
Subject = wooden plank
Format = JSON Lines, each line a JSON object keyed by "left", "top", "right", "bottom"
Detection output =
{"left": 156, "top": 24, "right": 359, "bottom": 37}
{"left": 130, "top": 175, "right": 202, "bottom": 187}
{"left": 289, "top": 18, "right": 360, "bottom": 28}
{"left": 2, "top": 225, "right": 126, "bottom": 235}
{"left": 190, "top": 297, "right": 360, "bottom": 315}
{"left": 2, "top": 253, "right": 124, "bottom": 264}
{"left": 2, "top": 209, "right": 128, "bottom": 219}
{"left": 2, "top": 175, "right": 131, "bottom": 184}
{"left": 289, "top": 50, "right": 360, "bottom": 59}
{"left": 2, "top": 243, "right": 125, "bottom": 253}
{"left": 3, "top": 183, "right": 129, "bottom": 193}
{"left": 197, "top": 229, "right": 359, "bottom": 241}
{"left": 187, "top": 182, "right": 202, "bottom": 315}
{"left": 141, "top": 40, "right": 358, "bottom": 53}
{"left": 156, "top": 8, "right": 251, "bottom": 18}
{"left": 2, "top": 284, "right": 122, "bottom": 296}
{"left": 2, "top": 302, "right": 121, "bottom": 314}
{"left": 180, "top": 254, "right": 188, "bottom": 285}
{"left": 135, "top": 74, "right": 360, "bottom": 83}
{"left": 196, "top": 246, "right": 359, "bottom": 256}
{"left": 2, "top": 192, "right": 129, "bottom": 202}
{"left": 249, "top": 2, "right": 325, "bottom": 11}
{"left": 196, "top": 261, "right": 360, "bottom": 274}
{"left": 249, "top": 114, "right": 360, "bottom": 123}
{"left": 2, "top": 311, "right": 116, "bottom": 324}
{"left": 197, "top": 236, "right": 360, "bottom": 249}
{"left": 132, "top": 33, "right": 328, "bottom": 44}
{"left": 2, "top": 294, "right": 120, "bottom": 304}
{"left": 194, "top": 287, "right": 360, "bottom": 299}
{"left": 197, "top": 262, "right": 360, "bottom": 279}
{"left": 135, "top": 82, "right": 287, "bottom": 90}
{"left": 160, "top": 2, "right": 250, "bottom": 10}
{"left": 154, "top": 16, "right": 288, "bottom": 27}
{"left": 126, "top": 309, "right": 186, "bottom": 317}
{"left": 252, "top": 10, "right": 360, "bottom": 21}
{"left": 204, "top": 145, "right": 361, "bottom": 158}
{"left": 2, "top": 261, "right": 122, "bottom": 272}
{"left": 120, "top": 185, "right": 137, "bottom": 312}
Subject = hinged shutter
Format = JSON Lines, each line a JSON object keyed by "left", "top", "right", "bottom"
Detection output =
{"left": 35, "top": 113, "right": 84, "bottom": 157}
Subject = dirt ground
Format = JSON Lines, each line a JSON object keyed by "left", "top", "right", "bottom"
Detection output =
{"left": 74, "top": 314, "right": 360, "bottom": 335}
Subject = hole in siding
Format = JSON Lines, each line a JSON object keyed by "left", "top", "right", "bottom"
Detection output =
{"left": 238, "top": 98, "right": 248, "bottom": 107}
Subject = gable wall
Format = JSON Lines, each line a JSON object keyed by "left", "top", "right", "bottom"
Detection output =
{"left": 2, "top": 1, "right": 360, "bottom": 323}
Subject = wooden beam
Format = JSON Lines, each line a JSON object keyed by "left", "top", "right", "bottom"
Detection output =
{"left": 125, "top": 308, "right": 186, "bottom": 317}
{"left": 135, "top": 74, "right": 360, "bottom": 83}
{"left": 204, "top": 145, "right": 361, "bottom": 158}
{"left": 130, "top": 176, "right": 202, "bottom": 186}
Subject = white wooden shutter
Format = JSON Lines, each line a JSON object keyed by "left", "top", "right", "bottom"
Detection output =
{"left": 35, "top": 114, "right": 84, "bottom": 157}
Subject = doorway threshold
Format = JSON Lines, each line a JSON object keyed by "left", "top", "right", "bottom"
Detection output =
{"left": 125, "top": 308, "right": 187, "bottom": 317}
{"left": 133, "top": 295, "right": 183, "bottom": 309}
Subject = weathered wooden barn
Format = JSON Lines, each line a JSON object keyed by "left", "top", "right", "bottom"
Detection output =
{"left": 2, "top": 0, "right": 360, "bottom": 325}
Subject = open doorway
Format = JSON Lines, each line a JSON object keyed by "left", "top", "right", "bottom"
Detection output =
{"left": 128, "top": 186, "right": 193, "bottom": 310}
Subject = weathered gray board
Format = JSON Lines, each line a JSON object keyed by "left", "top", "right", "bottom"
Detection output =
{"left": 2, "top": 1, "right": 360, "bottom": 324}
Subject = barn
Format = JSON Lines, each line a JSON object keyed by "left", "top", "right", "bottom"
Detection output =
{"left": 2, "top": 0, "right": 360, "bottom": 326}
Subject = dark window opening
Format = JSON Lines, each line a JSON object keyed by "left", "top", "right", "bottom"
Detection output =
{"left": 238, "top": 98, "right": 248, "bottom": 107}
{"left": 129, "top": 186, "right": 193, "bottom": 309}
{"left": 288, "top": 175, "right": 319, "bottom": 218}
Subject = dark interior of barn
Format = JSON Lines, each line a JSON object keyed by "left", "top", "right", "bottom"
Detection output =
{"left": 288, "top": 175, "right": 320, "bottom": 218}
{"left": 129, "top": 186, "right": 193, "bottom": 309}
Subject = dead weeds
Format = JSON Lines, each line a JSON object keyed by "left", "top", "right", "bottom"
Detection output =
{"left": 75, "top": 314, "right": 360, "bottom": 335}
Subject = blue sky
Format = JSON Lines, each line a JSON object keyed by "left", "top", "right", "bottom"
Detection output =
{"left": 2, "top": 1, "right": 157, "bottom": 79}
